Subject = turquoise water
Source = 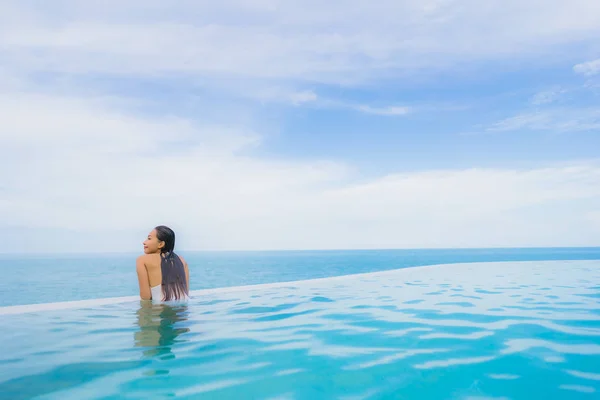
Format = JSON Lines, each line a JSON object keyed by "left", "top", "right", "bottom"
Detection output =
{"left": 1, "top": 260, "right": 599, "bottom": 399}
{"left": 2, "top": 247, "right": 600, "bottom": 307}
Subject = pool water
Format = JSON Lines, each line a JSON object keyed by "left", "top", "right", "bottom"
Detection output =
{"left": 1, "top": 260, "right": 600, "bottom": 399}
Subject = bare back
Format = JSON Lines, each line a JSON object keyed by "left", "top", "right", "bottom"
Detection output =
{"left": 139, "top": 253, "right": 190, "bottom": 289}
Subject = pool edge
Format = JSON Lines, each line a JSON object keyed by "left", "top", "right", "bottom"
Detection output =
{"left": 0, "top": 259, "right": 592, "bottom": 315}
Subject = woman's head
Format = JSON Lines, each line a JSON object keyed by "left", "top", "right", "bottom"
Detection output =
{"left": 143, "top": 225, "right": 175, "bottom": 254}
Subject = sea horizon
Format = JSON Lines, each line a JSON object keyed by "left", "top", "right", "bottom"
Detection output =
{"left": 4, "top": 247, "right": 600, "bottom": 308}
{"left": 2, "top": 245, "right": 600, "bottom": 258}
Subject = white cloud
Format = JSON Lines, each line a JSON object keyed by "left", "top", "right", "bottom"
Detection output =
{"left": 589, "top": 210, "right": 600, "bottom": 226}
{"left": 486, "top": 108, "right": 600, "bottom": 133}
{"left": 356, "top": 105, "right": 412, "bottom": 116}
{"left": 252, "top": 87, "right": 318, "bottom": 105}
{"left": 530, "top": 88, "right": 565, "bottom": 105}
{"left": 1, "top": 88, "right": 600, "bottom": 253}
{"left": 288, "top": 90, "right": 318, "bottom": 105}
{"left": 2, "top": 1, "right": 600, "bottom": 252}
{"left": 574, "top": 59, "right": 600, "bottom": 77}
{"left": 484, "top": 61, "right": 600, "bottom": 134}
{"left": 237, "top": 84, "right": 410, "bottom": 115}
{"left": 1, "top": 1, "right": 599, "bottom": 85}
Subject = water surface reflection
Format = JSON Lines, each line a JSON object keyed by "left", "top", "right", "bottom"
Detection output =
{"left": 134, "top": 301, "right": 191, "bottom": 363}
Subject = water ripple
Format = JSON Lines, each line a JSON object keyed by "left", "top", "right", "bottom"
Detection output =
{"left": 1, "top": 260, "right": 600, "bottom": 399}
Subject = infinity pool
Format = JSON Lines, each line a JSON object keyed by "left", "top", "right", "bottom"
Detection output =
{"left": 1, "top": 261, "right": 600, "bottom": 399}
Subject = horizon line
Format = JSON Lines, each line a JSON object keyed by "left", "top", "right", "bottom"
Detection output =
{"left": 1, "top": 245, "right": 600, "bottom": 257}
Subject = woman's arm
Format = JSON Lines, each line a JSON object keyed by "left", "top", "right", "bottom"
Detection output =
{"left": 179, "top": 255, "right": 190, "bottom": 292}
{"left": 136, "top": 256, "right": 152, "bottom": 300}
{"left": 185, "top": 260, "right": 190, "bottom": 291}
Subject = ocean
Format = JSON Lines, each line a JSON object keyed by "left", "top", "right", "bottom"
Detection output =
{"left": 2, "top": 247, "right": 600, "bottom": 307}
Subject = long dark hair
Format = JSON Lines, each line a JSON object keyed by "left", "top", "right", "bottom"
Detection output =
{"left": 155, "top": 225, "right": 188, "bottom": 301}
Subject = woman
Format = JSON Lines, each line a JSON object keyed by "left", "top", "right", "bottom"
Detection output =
{"left": 136, "top": 225, "right": 190, "bottom": 302}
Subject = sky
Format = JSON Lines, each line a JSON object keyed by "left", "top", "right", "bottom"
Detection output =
{"left": 1, "top": 0, "right": 600, "bottom": 253}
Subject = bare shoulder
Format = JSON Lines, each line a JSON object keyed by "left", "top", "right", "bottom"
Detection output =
{"left": 135, "top": 255, "right": 148, "bottom": 274}
{"left": 178, "top": 254, "right": 188, "bottom": 266}
{"left": 136, "top": 254, "right": 158, "bottom": 269}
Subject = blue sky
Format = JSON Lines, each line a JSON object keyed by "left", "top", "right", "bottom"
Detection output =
{"left": 1, "top": 1, "right": 600, "bottom": 253}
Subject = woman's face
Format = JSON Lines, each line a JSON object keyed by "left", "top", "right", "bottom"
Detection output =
{"left": 143, "top": 229, "right": 163, "bottom": 254}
